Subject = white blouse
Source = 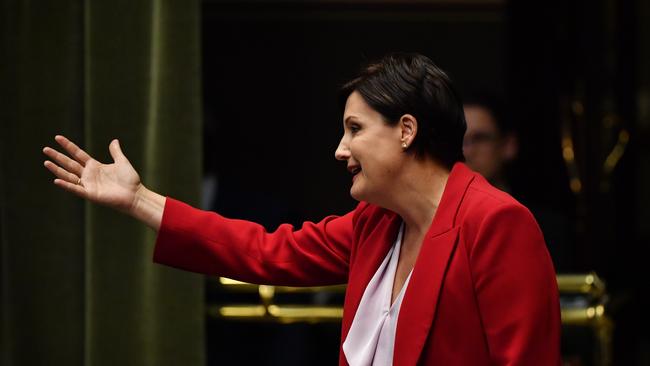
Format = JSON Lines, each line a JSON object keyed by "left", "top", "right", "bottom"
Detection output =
{"left": 343, "top": 223, "right": 413, "bottom": 366}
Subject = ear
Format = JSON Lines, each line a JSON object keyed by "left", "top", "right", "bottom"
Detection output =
{"left": 502, "top": 133, "right": 519, "bottom": 161}
{"left": 399, "top": 114, "right": 418, "bottom": 147}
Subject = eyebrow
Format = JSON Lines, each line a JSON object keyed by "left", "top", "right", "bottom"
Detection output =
{"left": 344, "top": 116, "right": 360, "bottom": 125}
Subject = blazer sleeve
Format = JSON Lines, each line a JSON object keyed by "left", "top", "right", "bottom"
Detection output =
{"left": 469, "top": 203, "right": 562, "bottom": 366}
{"left": 153, "top": 197, "right": 355, "bottom": 286}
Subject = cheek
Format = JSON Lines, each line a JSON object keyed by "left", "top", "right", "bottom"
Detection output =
{"left": 368, "top": 151, "right": 403, "bottom": 180}
{"left": 348, "top": 139, "right": 369, "bottom": 163}
{"left": 485, "top": 146, "right": 502, "bottom": 160}
{"left": 350, "top": 134, "right": 401, "bottom": 174}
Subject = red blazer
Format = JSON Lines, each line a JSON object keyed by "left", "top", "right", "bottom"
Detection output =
{"left": 154, "top": 163, "right": 561, "bottom": 365}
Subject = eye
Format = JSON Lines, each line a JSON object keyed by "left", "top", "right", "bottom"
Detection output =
{"left": 349, "top": 124, "right": 361, "bottom": 133}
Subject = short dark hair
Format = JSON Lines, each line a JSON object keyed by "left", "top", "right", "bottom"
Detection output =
{"left": 340, "top": 52, "right": 466, "bottom": 169}
{"left": 463, "top": 92, "right": 513, "bottom": 134}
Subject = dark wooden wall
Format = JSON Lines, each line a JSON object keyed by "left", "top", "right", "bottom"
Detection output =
{"left": 200, "top": 1, "right": 648, "bottom": 364}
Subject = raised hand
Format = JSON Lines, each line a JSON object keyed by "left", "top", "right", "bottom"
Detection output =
{"left": 43, "top": 135, "right": 142, "bottom": 213}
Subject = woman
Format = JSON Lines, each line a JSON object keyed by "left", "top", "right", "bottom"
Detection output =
{"left": 43, "top": 53, "right": 561, "bottom": 365}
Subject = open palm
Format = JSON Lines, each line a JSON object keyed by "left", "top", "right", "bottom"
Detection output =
{"left": 43, "top": 135, "right": 142, "bottom": 213}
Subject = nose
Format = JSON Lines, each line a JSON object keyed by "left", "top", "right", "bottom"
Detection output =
{"left": 334, "top": 137, "right": 350, "bottom": 161}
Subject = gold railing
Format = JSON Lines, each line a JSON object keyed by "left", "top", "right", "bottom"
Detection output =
{"left": 557, "top": 272, "right": 606, "bottom": 298}
{"left": 557, "top": 272, "right": 612, "bottom": 366}
{"left": 207, "top": 278, "right": 345, "bottom": 324}
{"left": 207, "top": 272, "right": 612, "bottom": 364}
{"left": 208, "top": 273, "right": 609, "bottom": 322}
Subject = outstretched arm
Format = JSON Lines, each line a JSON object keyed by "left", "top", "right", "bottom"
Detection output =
{"left": 43, "top": 135, "right": 165, "bottom": 230}
{"left": 44, "top": 135, "right": 355, "bottom": 284}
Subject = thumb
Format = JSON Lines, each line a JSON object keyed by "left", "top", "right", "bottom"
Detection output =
{"left": 109, "top": 139, "right": 127, "bottom": 162}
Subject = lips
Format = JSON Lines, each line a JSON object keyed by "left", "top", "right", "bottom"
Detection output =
{"left": 348, "top": 165, "right": 362, "bottom": 181}
{"left": 347, "top": 165, "right": 361, "bottom": 175}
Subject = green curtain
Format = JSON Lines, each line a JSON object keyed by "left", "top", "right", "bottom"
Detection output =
{"left": 0, "top": 1, "right": 205, "bottom": 365}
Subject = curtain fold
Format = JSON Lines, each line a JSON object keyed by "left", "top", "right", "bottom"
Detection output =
{"left": 1, "top": 1, "right": 204, "bottom": 365}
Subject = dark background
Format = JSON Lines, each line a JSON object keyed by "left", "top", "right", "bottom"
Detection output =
{"left": 201, "top": 0, "right": 649, "bottom": 365}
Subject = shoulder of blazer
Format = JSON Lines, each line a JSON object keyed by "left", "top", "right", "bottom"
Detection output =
{"left": 457, "top": 175, "right": 542, "bottom": 253}
{"left": 459, "top": 174, "right": 534, "bottom": 223}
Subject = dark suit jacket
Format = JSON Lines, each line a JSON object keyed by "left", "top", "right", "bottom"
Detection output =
{"left": 154, "top": 162, "right": 561, "bottom": 365}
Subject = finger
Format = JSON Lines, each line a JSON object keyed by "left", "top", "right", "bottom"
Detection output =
{"left": 44, "top": 160, "right": 80, "bottom": 184}
{"left": 55, "top": 135, "right": 92, "bottom": 166}
{"left": 108, "top": 139, "right": 127, "bottom": 163}
{"left": 53, "top": 178, "right": 87, "bottom": 198}
{"left": 42, "top": 146, "right": 84, "bottom": 176}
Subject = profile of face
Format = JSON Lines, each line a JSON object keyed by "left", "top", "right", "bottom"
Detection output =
{"left": 462, "top": 105, "right": 517, "bottom": 182}
{"left": 335, "top": 91, "right": 412, "bottom": 203}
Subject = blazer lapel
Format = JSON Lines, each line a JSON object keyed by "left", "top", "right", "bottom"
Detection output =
{"left": 341, "top": 212, "right": 402, "bottom": 344}
{"left": 393, "top": 162, "right": 475, "bottom": 365}
{"left": 393, "top": 227, "right": 460, "bottom": 365}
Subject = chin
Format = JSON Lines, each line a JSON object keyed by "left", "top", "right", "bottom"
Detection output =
{"left": 350, "top": 189, "right": 362, "bottom": 202}
{"left": 349, "top": 185, "right": 365, "bottom": 202}
{"left": 350, "top": 185, "right": 375, "bottom": 204}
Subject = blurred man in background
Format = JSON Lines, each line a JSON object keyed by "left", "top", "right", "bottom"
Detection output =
{"left": 462, "top": 93, "right": 518, "bottom": 192}
{"left": 463, "top": 93, "right": 571, "bottom": 272}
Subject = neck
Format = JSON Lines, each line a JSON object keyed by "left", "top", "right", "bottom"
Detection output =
{"left": 383, "top": 158, "right": 451, "bottom": 237}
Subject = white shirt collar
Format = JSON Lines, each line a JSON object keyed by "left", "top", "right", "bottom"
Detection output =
{"left": 343, "top": 222, "right": 413, "bottom": 366}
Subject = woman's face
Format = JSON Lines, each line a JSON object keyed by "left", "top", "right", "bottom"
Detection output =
{"left": 335, "top": 91, "right": 406, "bottom": 202}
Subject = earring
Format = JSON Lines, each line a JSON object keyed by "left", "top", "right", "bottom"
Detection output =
{"left": 402, "top": 142, "right": 407, "bottom": 148}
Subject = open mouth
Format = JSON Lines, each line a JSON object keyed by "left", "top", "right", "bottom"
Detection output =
{"left": 348, "top": 165, "right": 362, "bottom": 181}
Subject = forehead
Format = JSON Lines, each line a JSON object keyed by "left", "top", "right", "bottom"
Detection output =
{"left": 343, "top": 91, "right": 383, "bottom": 123}
{"left": 463, "top": 105, "right": 498, "bottom": 132}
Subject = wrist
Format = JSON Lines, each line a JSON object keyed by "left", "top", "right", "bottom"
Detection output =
{"left": 130, "top": 184, "right": 166, "bottom": 231}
